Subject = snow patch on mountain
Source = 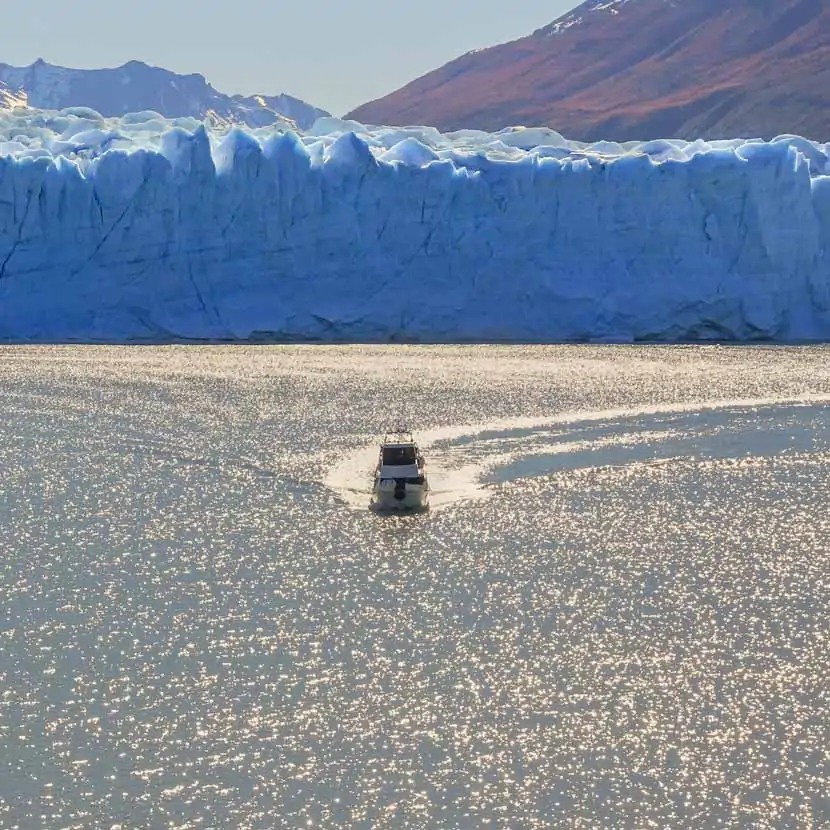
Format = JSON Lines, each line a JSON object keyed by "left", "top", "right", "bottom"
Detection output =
{"left": 0, "top": 81, "right": 27, "bottom": 110}
{"left": 538, "top": 0, "right": 636, "bottom": 35}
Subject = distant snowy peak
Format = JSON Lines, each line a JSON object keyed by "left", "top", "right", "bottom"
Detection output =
{"left": 230, "top": 92, "right": 330, "bottom": 131}
{"left": 0, "top": 58, "right": 70, "bottom": 110}
{"left": 536, "top": 0, "right": 637, "bottom": 36}
{"left": 0, "top": 59, "right": 329, "bottom": 129}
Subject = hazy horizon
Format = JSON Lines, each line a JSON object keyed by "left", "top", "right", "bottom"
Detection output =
{"left": 3, "top": 0, "right": 581, "bottom": 116}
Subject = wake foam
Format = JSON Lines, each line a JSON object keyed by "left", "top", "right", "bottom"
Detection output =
{"left": 323, "top": 395, "right": 830, "bottom": 511}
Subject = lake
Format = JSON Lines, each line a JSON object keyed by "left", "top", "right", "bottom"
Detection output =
{"left": 1, "top": 344, "right": 829, "bottom": 828}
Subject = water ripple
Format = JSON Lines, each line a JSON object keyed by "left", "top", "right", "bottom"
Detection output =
{"left": 0, "top": 344, "right": 829, "bottom": 828}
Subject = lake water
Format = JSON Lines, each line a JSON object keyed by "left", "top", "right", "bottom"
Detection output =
{"left": 1, "top": 344, "right": 829, "bottom": 829}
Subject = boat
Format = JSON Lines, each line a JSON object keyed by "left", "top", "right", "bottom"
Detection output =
{"left": 370, "top": 430, "right": 430, "bottom": 512}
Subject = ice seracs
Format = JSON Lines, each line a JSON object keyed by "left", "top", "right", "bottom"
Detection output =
{"left": 371, "top": 432, "right": 430, "bottom": 512}
{"left": 1, "top": 108, "right": 830, "bottom": 342}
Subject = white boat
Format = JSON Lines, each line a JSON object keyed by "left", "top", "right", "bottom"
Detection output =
{"left": 370, "top": 430, "right": 430, "bottom": 512}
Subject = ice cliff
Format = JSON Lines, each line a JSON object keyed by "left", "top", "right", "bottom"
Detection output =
{"left": 1, "top": 106, "right": 830, "bottom": 342}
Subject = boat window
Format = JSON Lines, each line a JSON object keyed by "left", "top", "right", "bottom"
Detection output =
{"left": 382, "top": 445, "right": 417, "bottom": 465}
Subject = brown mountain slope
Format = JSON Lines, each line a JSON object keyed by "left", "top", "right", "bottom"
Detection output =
{"left": 346, "top": 0, "right": 830, "bottom": 141}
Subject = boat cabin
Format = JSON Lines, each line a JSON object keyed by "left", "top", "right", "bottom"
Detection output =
{"left": 382, "top": 443, "right": 418, "bottom": 466}
{"left": 376, "top": 432, "right": 425, "bottom": 475}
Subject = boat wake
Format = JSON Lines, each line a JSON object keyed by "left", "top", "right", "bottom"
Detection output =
{"left": 323, "top": 393, "right": 830, "bottom": 512}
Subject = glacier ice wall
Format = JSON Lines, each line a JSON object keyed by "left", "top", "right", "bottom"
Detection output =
{"left": 2, "top": 106, "right": 830, "bottom": 342}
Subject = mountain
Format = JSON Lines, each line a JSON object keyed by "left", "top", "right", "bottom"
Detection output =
{"left": 346, "top": 0, "right": 830, "bottom": 141}
{"left": 0, "top": 80, "right": 26, "bottom": 110}
{"left": 0, "top": 59, "right": 329, "bottom": 130}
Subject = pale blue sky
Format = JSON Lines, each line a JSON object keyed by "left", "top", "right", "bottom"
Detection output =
{"left": 2, "top": 0, "right": 580, "bottom": 115}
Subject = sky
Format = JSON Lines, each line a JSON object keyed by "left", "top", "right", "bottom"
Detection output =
{"left": 1, "top": 0, "right": 581, "bottom": 116}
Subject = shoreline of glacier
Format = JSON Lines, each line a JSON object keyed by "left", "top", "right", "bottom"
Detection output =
{"left": 3, "top": 335, "right": 827, "bottom": 346}
{"left": 3, "top": 109, "right": 830, "bottom": 343}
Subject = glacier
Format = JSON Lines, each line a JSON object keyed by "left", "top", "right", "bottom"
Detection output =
{"left": 1, "top": 106, "right": 830, "bottom": 342}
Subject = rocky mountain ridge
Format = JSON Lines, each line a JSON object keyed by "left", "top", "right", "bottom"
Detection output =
{"left": 0, "top": 58, "right": 329, "bottom": 130}
{"left": 347, "top": 0, "right": 830, "bottom": 141}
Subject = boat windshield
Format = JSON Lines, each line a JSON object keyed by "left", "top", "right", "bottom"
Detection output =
{"left": 382, "top": 445, "right": 417, "bottom": 465}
